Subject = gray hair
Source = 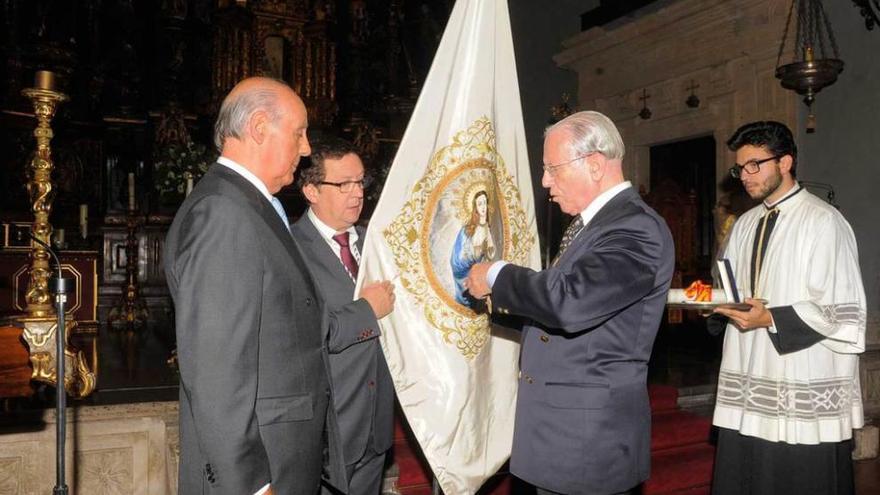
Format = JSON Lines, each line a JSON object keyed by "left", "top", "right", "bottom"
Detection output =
{"left": 213, "top": 80, "right": 286, "bottom": 152}
{"left": 545, "top": 111, "right": 625, "bottom": 161}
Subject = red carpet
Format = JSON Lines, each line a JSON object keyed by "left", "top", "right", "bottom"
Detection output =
{"left": 392, "top": 385, "right": 715, "bottom": 495}
{"left": 643, "top": 385, "right": 715, "bottom": 495}
{"left": 392, "top": 408, "right": 433, "bottom": 494}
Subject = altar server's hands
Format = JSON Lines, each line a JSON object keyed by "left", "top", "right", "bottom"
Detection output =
{"left": 713, "top": 298, "right": 773, "bottom": 330}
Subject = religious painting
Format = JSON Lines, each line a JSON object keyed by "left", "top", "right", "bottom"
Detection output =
{"left": 384, "top": 117, "right": 535, "bottom": 358}
{"left": 263, "top": 36, "right": 285, "bottom": 80}
{"left": 426, "top": 166, "right": 502, "bottom": 311}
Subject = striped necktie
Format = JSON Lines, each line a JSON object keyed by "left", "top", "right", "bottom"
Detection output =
{"left": 551, "top": 215, "right": 584, "bottom": 267}
{"left": 332, "top": 231, "right": 359, "bottom": 280}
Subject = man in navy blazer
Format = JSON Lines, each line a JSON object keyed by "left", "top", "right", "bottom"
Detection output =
{"left": 466, "top": 111, "right": 674, "bottom": 494}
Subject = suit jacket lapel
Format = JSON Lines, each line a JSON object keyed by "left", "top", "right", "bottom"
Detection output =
{"left": 212, "top": 165, "right": 302, "bottom": 264}
{"left": 562, "top": 187, "right": 639, "bottom": 257}
{"left": 584, "top": 187, "right": 639, "bottom": 232}
{"left": 294, "top": 215, "right": 356, "bottom": 287}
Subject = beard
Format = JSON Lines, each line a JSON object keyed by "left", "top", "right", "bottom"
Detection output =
{"left": 746, "top": 168, "right": 783, "bottom": 202}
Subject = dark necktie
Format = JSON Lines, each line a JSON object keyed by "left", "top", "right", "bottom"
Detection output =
{"left": 750, "top": 207, "right": 779, "bottom": 298}
{"left": 551, "top": 215, "right": 584, "bottom": 267}
{"left": 332, "top": 231, "right": 359, "bottom": 279}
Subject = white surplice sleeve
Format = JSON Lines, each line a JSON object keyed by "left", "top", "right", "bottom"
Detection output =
{"left": 768, "top": 211, "right": 866, "bottom": 354}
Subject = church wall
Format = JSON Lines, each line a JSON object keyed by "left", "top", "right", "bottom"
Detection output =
{"left": 508, "top": 0, "right": 587, "bottom": 243}
{"left": 793, "top": 0, "right": 880, "bottom": 342}
{"left": 554, "top": 0, "right": 797, "bottom": 192}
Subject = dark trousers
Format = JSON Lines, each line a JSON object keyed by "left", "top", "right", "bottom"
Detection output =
{"left": 712, "top": 427, "right": 854, "bottom": 495}
{"left": 321, "top": 447, "right": 387, "bottom": 495}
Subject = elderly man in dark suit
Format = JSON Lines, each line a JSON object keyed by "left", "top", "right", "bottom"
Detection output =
{"left": 291, "top": 138, "right": 395, "bottom": 495}
{"left": 466, "top": 111, "right": 675, "bottom": 495}
{"left": 165, "top": 77, "right": 343, "bottom": 495}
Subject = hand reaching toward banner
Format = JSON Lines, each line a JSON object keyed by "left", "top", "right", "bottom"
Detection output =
{"left": 360, "top": 280, "right": 396, "bottom": 319}
{"left": 464, "top": 262, "right": 493, "bottom": 299}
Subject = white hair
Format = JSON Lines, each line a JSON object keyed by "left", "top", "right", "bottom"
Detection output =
{"left": 213, "top": 80, "right": 286, "bottom": 152}
{"left": 545, "top": 110, "right": 625, "bottom": 161}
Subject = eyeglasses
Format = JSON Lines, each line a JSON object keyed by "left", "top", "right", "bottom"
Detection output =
{"left": 729, "top": 155, "right": 781, "bottom": 178}
{"left": 542, "top": 153, "right": 594, "bottom": 176}
{"left": 318, "top": 177, "right": 372, "bottom": 193}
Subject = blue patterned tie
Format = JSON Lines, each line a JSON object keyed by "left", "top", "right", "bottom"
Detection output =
{"left": 270, "top": 197, "right": 290, "bottom": 231}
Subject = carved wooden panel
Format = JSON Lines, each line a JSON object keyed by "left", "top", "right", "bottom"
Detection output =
{"left": 100, "top": 226, "right": 167, "bottom": 288}
{"left": 0, "top": 326, "right": 31, "bottom": 398}
{"left": 0, "top": 250, "right": 99, "bottom": 324}
{"left": 860, "top": 347, "right": 880, "bottom": 418}
{"left": 643, "top": 180, "right": 700, "bottom": 278}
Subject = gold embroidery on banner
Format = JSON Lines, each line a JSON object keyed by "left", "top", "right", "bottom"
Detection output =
{"left": 383, "top": 117, "right": 535, "bottom": 359}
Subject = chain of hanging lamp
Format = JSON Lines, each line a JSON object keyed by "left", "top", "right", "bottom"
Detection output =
{"left": 775, "top": 0, "right": 844, "bottom": 133}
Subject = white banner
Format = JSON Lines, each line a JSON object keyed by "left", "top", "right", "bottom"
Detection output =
{"left": 356, "top": 0, "right": 540, "bottom": 492}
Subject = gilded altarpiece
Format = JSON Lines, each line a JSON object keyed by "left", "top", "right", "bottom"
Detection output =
{"left": 212, "top": 0, "right": 337, "bottom": 127}
{"left": 0, "top": 0, "right": 452, "bottom": 400}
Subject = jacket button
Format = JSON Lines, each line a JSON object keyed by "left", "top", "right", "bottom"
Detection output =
{"left": 539, "top": 335, "right": 549, "bottom": 343}
{"left": 368, "top": 380, "right": 375, "bottom": 387}
{"left": 325, "top": 388, "right": 331, "bottom": 397}
{"left": 305, "top": 297, "right": 312, "bottom": 306}
{"left": 526, "top": 375, "right": 534, "bottom": 384}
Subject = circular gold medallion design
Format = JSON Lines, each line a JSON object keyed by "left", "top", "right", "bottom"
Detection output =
{"left": 383, "top": 117, "right": 535, "bottom": 359}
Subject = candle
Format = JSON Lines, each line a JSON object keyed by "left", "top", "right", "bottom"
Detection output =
{"left": 79, "top": 204, "right": 88, "bottom": 239}
{"left": 186, "top": 176, "right": 194, "bottom": 196}
{"left": 34, "top": 70, "right": 56, "bottom": 91}
{"left": 128, "top": 172, "right": 136, "bottom": 211}
{"left": 53, "top": 228, "right": 65, "bottom": 249}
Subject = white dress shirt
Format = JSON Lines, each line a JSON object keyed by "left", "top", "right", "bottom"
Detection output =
{"left": 487, "top": 181, "right": 632, "bottom": 286}
{"left": 216, "top": 156, "right": 274, "bottom": 202}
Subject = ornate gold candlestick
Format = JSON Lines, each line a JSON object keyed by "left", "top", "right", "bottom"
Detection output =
{"left": 17, "top": 70, "right": 96, "bottom": 397}
{"left": 109, "top": 209, "right": 148, "bottom": 327}
{"left": 22, "top": 70, "right": 67, "bottom": 318}
{"left": 108, "top": 204, "right": 149, "bottom": 377}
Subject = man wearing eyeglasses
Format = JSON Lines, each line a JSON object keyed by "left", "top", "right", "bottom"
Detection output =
{"left": 291, "top": 137, "right": 395, "bottom": 495}
{"left": 464, "top": 111, "right": 675, "bottom": 495}
{"left": 710, "top": 121, "right": 865, "bottom": 495}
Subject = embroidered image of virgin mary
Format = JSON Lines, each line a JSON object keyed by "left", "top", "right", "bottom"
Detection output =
{"left": 451, "top": 189, "right": 496, "bottom": 307}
